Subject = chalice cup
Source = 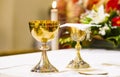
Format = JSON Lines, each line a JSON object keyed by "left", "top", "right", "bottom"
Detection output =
{"left": 67, "top": 27, "right": 90, "bottom": 69}
{"left": 29, "top": 20, "right": 59, "bottom": 73}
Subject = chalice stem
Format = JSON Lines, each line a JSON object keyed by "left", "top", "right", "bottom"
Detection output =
{"left": 31, "top": 43, "right": 58, "bottom": 72}
{"left": 75, "top": 41, "right": 83, "bottom": 60}
{"left": 41, "top": 43, "right": 50, "bottom": 64}
{"left": 42, "top": 50, "right": 50, "bottom": 66}
{"left": 40, "top": 43, "right": 50, "bottom": 66}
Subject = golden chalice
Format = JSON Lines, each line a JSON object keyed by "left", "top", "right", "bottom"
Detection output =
{"left": 67, "top": 27, "right": 90, "bottom": 69}
{"left": 29, "top": 20, "right": 59, "bottom": 73}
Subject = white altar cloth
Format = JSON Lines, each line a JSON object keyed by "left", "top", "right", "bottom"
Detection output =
{"left": 0, "top": 49, "right": 120, "bottom": 77}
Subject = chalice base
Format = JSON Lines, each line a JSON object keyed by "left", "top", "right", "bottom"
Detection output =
{"left": 67, "top": 57, "right": 90, "bottom": 69}
{"left": 31, "top": 62, "right": 58, "bottom": 73}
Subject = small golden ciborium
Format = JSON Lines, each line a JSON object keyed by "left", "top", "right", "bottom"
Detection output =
{"left": 67, "top": 27, "right": 90, "bottom": 69}
{"left": 29, "top": 20, "right": 59, "bottom": 73}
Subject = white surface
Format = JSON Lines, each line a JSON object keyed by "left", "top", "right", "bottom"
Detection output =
{"left": 0, "top": 49, "right": 120, "bottom": 77}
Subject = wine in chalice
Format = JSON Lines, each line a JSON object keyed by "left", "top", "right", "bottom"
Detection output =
{"left": 29, "top": 20, "right": 59, "bottom": 73}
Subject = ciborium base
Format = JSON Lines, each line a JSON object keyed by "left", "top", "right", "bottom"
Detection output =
{"left": 67, "top": 57, "right": 90, "bottom": 69}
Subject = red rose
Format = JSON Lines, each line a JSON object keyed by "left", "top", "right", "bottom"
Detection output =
{"left": 112, "top": 16, "right": 120, "bottom": 26}
{"left": 117, "top": 4, "right": 120, "bottom": 11}
{"left": 105, "top": 0, "right": 119, "bottom": 13}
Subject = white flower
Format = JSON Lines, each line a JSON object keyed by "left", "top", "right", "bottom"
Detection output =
{"left": 88, "top": 5, "right": 109, "bottom": 24}
{"left": 87, "top": 10, "right": 97, "bottom": 19}
{"left": 99, "top": 24, "right": 109, "bottom": 35}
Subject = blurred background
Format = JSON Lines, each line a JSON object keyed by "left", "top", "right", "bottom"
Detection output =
{"left": 0, "top": 0, "right": 120, "bottom": 55}
{"left": 0, "top": 0, "right": 53, "bottom": 51}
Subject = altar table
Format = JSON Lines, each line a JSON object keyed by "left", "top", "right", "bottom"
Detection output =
{"left": 0, "top": 49, "right": 120, "bottom": 77}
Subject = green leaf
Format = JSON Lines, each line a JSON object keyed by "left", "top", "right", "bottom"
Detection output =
{"left": 109, "top": 27, "right": 120, "bottom": 36}
{"left": 109, "top": 10, "right": 118, "bottom": 20}
{"left": 106, "top": 35, "right": 120, "bottom": 47}
{"left": 90, "top": 26, "right": 100, "bottom": 35}
{"left": 80, "top": 17, "right": 92, "bottom": 24}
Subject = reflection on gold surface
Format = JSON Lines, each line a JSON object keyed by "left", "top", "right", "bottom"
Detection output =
{"left": 29, "top": 20, "right": 59, "bottom": 43}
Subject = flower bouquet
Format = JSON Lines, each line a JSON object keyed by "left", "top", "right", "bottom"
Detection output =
{"left": 80, "top": 0, "right": 120, "bottom": 49}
